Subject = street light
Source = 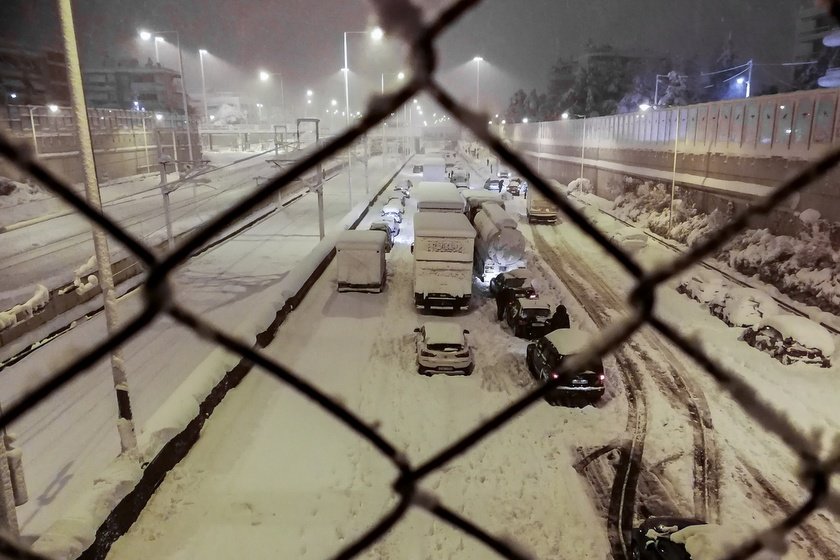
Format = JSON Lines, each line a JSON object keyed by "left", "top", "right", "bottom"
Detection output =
{"left": 258, "top": 69, "right": 285, "bottom": 123}
{"left": 139, "top": 29, "right": 195, "bottom": 162}
{"left": 563, "top": 111, "right": 588, "bottom": 179}
{"left": 473, "top": 56, "right": 484, "bottom": 107}
{"left": 28, "top": 104, "right": 60, "bottom": 156}
{"left": 198, "top": 49, "right": 209, "bottom": 123}
{"left": 522, "top": 117, "right": 529, "bottom": 123}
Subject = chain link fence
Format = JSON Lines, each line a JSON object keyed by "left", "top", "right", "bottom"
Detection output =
{"left": 1, "top": 0, "right": 839, "bottom": 558}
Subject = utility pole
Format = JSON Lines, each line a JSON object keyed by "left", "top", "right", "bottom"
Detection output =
{"left": 58, "top": 0, "right": 137, "bottom": 453}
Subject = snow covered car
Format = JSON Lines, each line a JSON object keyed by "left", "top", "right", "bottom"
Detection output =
{"left": 414, "top": 322, "right": 474, "bottom": 376}
{"left": 504, "top": 298, "right": 552, "bottom": 339}
{"left": 628, "top": 517, "right": 704, "bottom": 560}
{"left": 676, "top": 276, "right": 724, "bottom": 305}
{"left": 495, "top": 277, "right": 538, "bottom": 320}
{"left": 506, "top": 178, "right": 525, "bottom": 196}
{"left": 497, "top": 168, "right": 511, "bottom": 179}
{"left": 709, "top": 287, "right": 779, "bottom": 327}
{"left": 630, "top": 518, "right": 780, "bottom": 560}
{"left": 483, "top": 178, "right": 504, "bottom": 192}
{"left": 380, "top": 202, "right": 404, "bottom": 223}
{"left": 369, "top": 221, "right": 395, "bottom": 252}
{"left": 526, "top": 328, "right": 606, "bottom": 405}
{"left": 741, "top": 314, "right": 834, "bottom": 367}
{"left": 609, "top": 226, "right": 648, "bottom": 253}
{"left": 488, "top": 268, "right": 532, "bottom": 297}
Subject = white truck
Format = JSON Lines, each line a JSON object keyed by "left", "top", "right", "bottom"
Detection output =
{"left": 414, "top": 181, "right": 466, "bottom": 213}
{"left": 422, "top": 156, "right": 447, "bottom": 182}
{"left": 472, "top": 203, "right": 527, "bottom": 281}
{"left": 526, "top": 180, "right": 560, "bottom": 224}
{"left": 336, "top": 230, "right": 387, "bottom": 293}
{"left": 413, "top": 211, "right": 476, "bottom": 312}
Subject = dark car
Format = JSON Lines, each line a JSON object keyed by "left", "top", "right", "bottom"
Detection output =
{"left": 483, "top": 178, "right": 504, "bottom": 192}
{"left": 495, "top": 278, "right": 537, "bottom": 320}
{"left": 505, "top": 298, "right": 552, "bottom": 339}
{"left": 526, "top": 328, "right": 606, "bottom": 405}
{"left": 412, "top": 164, "right": 423, "bottom": 174}
{"left": 628, "top": 517, "right": 705, "bottom": 560}
{"left": 506, "top": 178, "right": 525, "bottom": 196}
{"left": 488, "top": 269, "right": 532, "bottom": 297}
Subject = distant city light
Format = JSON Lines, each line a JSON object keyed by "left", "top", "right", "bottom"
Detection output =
{"left": 139, "top": 30, "right": 152, "bottom": 41}
{"left": 306, "top": 89, "right": 313, "bottom": 97}
{"left": 155, "top": 113, "right": 163, "bottom": 121}
{"left": 736, "top": 77, "right": 745, "bottom": 85}
{"left": 473, "top": 56, "right": 484, "bottom": 62}
{"left": 639, "top": 103, "right": 651, "bottom": 111}
{"left": 522, "top": 117, "right": 529, "bottom": 123}
{"left": 209, "top": 115, "right": 215, "bottom": 120}
{"left": 199, "top": 49, "right": 208, "bottom": 55}
{"left": 398, "top": 71, "right": 406, "bottom": 80}
{"left": 561, "top": 112, "right": 570, "bottom": 119}
{"left": 370, "top": 27, "right": 384, "bottom": 41}
{"left": 501, "top": 120, "right": 506, "bottom": 124}
{"left": 47, "top": 104, "right": 59, "bottom": 113}
{"left": 331, "top": 99, "right": 338, "bottom": 107}
{"left": 10, "top": 93, "right": 16, "bottom": 99}
{"left": 259, "top": 70, "right": 270, "bottom": 81}
{"left": 307, "top": 99, "right": 312, "bottom": 104}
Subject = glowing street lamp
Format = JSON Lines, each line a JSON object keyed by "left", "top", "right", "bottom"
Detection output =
{"left": 198, "top": 49, "right": 209, "bottom": 122}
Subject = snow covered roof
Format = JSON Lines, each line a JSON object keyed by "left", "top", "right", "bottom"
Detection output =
{"left": 414, "top": 212, "right": 476, "bottom": 238}
{"left": 544, "top": 328, "right": 591, "bottom": 355}
{"left": 414, "top": 183, "right": 465, "bottom": 211}
{"left": 516, "top": 298, "right": 550, "bottom": 310}
{"left": 423, "top": 157, "right": 445, "bottom": 166}
{"left": 336, "top": 229, "right": 387, "bottom": 250}
{"left": 422, "top": 321, "right": 465, "bottom": 345}
{"left": 755, "top": 315, "right": 836, "bottom": 355}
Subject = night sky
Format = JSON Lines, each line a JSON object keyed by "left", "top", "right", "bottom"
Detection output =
{"left": 0, "top": 0, "right": 799, "bottom": 114}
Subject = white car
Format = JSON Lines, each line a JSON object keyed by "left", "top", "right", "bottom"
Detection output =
{"left": 414, "top": 322, "right": 474, "bottom": 376}
{"left": 381, "top": 203, "right": 404, "bottom": 223}
{"left": 677, "top": 275, "right": 725, "bottom": 305}
{"left": 742, "top": 314, "right": 834, "bottom": 368}
{"left": 609, "top": 226, "right": 648, "bottom": 253}
{"left": 712, "top": 287, "right": 779, "bottom": 327}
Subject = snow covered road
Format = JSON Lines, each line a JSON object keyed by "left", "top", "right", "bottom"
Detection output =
{"left": 106, "top": 186, "right": 621, "bottom": 559}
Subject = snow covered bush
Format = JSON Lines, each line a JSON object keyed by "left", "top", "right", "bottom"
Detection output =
{"left": 567, "top": 177, "right": 593, "bottom": 195}
{"left": 611, "top": 178, "right": 840, "bottom": 314}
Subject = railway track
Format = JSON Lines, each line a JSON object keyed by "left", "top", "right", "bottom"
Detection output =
{"left": 532, "top": 227, "right": 719, "bottom": 558}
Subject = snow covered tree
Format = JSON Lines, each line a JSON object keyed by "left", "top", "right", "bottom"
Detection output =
{"left": 617, "top": 75, "right": 651, "bottom": 113}
{"left": 504, "top": 89, "right": 528, "bottom": 124}
{"left": 658, "top": 71, "right": 689, "bottom": 107}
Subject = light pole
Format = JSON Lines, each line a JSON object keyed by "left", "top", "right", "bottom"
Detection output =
{"left": 27, "top": 103, "right": 60, "bottom": 157}
{"left": 380, "top": 71, "right": 405, "bottom": 163}
{"left": 259, "top": 70, "right": 285, "bottom": 124}
{"left": 342, "top": 26, "right": 383, "bottom": 209}
{"left": 305, "top": 89, "right": 313, "bottom": 118}
{"left": 473, "top": 56, "right": 483, "bottom": 107}
{"left": 140, "top": 30, "right": 195, "bottom": 164}
{"left": 198, "top": 49, "right": 209, "bottom": 123}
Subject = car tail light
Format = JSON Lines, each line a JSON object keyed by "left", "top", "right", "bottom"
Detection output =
{"left": 599, "top": 374, "right": 606, "bottom": 381}
{"left": 550, "top": 372, "right": 559, "bottom": 379}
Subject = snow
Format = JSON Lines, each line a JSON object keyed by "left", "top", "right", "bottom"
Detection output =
{"left": 544, "top": 328, "right": 590, "bottom": 355}
{"left": 798, "top": 208, "right": 821, "bottom": 224}
{"left": 422, "top": 321, "right": 465, "bottom": 345}
{"left": 670, "top": 524, "right": 780, "bottom": 560}
{"left": 516, "top": 298, "right": 550, "bottom": 311}
{"left": 413, "top": 211, "right": 475, "bottom": 238}
{"left": 0, "top": 284, "right": 49, "bottom": 330}
{"left": 754, "top": 315, "right": 836, "bottom": 355}
{"left": 0, "top": 177, "right": 49, "bottom": 209}
{"left": 414, "top": 182, "right": 466, "bottom": 212}
{"left": 336, "top": 229, "right": 387, "bottom": 250}
{"left": 567, "top": 178, "right": 592, "bottom": 195}
{"left": 481, "top": 202, "right": 517, "bottom": 230}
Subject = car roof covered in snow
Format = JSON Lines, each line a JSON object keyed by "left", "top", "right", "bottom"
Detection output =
{"left": 422, "top": 321, "right": 465, "bottom": 345}
{"left": 336, "top": 229, "right": 386, "bottom": 250}
{"left": 544, "top": 328, "right": 591, "bottom": 355}
{"left": 414, "top": 211, "right": 476, "bottom": 238}
{"left": 516, "top": 298, "right": 550, "bottom": 310}
{"left": 754, "top": 314, "right": 836, "bottom": 355}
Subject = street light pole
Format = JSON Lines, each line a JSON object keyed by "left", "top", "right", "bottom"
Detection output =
{"left": 473, "top": 56, "right": 483, "bottom": 107}
{"left": 199, "top": 49, "right": 209, "bottom": 123}
{"left": 174, "top": 32, "right": 195, "bottom": 164}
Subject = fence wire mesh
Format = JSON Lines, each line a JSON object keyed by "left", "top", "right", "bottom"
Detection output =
{"left": 1, "top": 0, "right": 839, "bottom": 558}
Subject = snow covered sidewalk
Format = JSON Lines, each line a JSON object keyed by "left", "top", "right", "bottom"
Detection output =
{"left": 7, "top": 155, "right": 405, "bottom": 544}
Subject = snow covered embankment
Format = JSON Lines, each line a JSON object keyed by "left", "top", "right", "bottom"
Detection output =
{"left": 609, "top": 178, "right": 840, "bottom": 316}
